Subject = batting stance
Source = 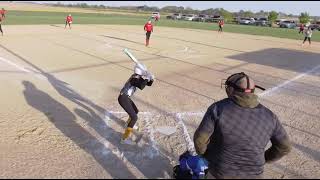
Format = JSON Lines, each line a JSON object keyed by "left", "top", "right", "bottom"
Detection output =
{"left": 119, "top": 49, "right": 155, "bottom": 145}
{"left": 65, "top": 14, "right": 73, "bottom": 29}
{"left": 144, "top": 21, "right": 153, "bottom": 47}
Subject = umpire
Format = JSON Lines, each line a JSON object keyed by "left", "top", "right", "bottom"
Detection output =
{"left": 194, "top": 72, "right": 292, "bottom": 179}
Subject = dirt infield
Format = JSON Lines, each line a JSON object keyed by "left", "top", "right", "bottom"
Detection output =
{"left": 0, "top": 24, "right": 319, "bottom": 178}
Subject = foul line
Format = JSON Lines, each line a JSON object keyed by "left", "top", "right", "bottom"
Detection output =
{"left": 259, "top": 64, "right": 320, "bottom": 97}
{"left": 0, "top": 56, "right": 31, "bottom": 73}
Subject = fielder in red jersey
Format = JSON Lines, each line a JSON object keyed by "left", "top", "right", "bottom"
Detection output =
{"left": 0, "top": 8, "right": 6, "bottom": 19}
{"left": 144, "top": 21, "right": 153, "bottom": 46}
{"left": 218, "top": 20, "right": 224, "bottom": 33}
{"left": 65, "top": 14, "right": 73, "bottom": 29}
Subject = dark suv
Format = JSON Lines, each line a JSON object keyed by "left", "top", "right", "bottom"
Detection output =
{"left": 279, "top": 20, "right": 296, "bottom": 29}
{"left": 255, "top": 18, "right": 270, "bottom": 26}
{"left": 309, "top": 24, "right": 320, "bottom": 31}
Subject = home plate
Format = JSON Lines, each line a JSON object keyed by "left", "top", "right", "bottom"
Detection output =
{"left": 155, "top": 126, "right": 177, "bottom": 136}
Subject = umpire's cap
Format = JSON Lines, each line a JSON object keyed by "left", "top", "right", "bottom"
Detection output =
{"left": 224, "top": 72, "right": 265, "bottom": 93}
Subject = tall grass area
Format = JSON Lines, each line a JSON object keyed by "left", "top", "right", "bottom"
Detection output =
{"left": 4, "top": 10, "right": 319, "bottom": 42}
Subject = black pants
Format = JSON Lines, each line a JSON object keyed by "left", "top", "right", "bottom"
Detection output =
{"left": 65, "top": 21, "right": 71, "bottom": 28}
{"left": 0, "top": 24, "right": 3, "bottom": 34}
{"left": 218, "top": 25, "right": 223, "bottom": 32}
{"left": 299, "top": 29, "right": 303, "bottom": 34}
{"left": 146, "top": 31, "right": 151, "bottom": 40}
{"left": 303, "top": 37, "right": 311, "bottom": 44}
{"left": 118, "top": 94, "right": 139, "bottom": 128}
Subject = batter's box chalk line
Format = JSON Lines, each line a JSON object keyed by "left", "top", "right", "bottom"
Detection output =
{"left": 105, "top": 111, "right": 205, "bottom": 157}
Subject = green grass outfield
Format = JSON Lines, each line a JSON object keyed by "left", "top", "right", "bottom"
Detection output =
{"left": 3, "top": 10, "right": 320, "bottom": 42}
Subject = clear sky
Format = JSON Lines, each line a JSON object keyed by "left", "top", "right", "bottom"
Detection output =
{"left": 29, "top": 1, "right": 320, "bottom": 16}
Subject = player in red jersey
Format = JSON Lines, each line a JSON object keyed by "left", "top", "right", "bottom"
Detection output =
{"left": 218, "top": 19, "right": 224, "bottom": 33}
{"left": 65, "top": 14, "right": 73, "bottom": 29}
{"left": 144, "top": 21, "right": 153, "bottom": 47}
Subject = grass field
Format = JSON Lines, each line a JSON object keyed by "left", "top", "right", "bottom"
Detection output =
{"left": 3, "top": 10, "right": 319, "bottom": 42}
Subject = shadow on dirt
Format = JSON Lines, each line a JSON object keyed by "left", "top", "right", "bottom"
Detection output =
{"left": 227, "top": 48, "right": 320, "bottom": 75}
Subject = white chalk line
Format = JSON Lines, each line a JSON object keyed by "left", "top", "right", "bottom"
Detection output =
{"left": 176, "top": 113, "right": 197, "bottom": 155}
{"left": 106, "top": 111, "right": 204, "bottom": 157}
{"left": 177, "top": 46, "right": 189, "bottom": 53}
{"left": 0, "top": 56, "right": 47, "bottom": 80}
{"left": 82, "top": 123, "right": 146, "bottom": 178}
{"left": 143, "top": 114, "right": 160, "bottom": 158}
{"left": 105, "top": 111, "right": 160, "bottom": 158}
{"left": 0, "top": 56, "right": 31, "bottom": 73}
{"left": 259, "top": 64, "right": 320, "bottom": 97}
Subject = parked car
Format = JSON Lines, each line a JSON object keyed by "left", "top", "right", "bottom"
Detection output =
{"left": 205, "top": 15, "right": 223, "bottom": 23}
{"left": 308, "top": 24, "right": 320, "bottom": 31}
{"left": 192, "top": 14, "right": 208, "bottom": 22}
{"left": 185, "top": 14, "right": 196, "bottom": 21}
{"left": 275, "top": 20, "right": 282, "bottom": 25}
{"left": 255, "top": 17, "right": 270, "bottom": 26}
{"left": 180, "top": 14, "right": 187, "bottom": 20}
{"left": 172, "top": 13, "right": 182, "bottom": 20}
{"left": 239, "top": 18, "right": 255, "bottom": 25}
{"left": 166, "top": 13, "right": 181, "bottom": 20}
{"left": 279, "top": 20, "right": 296, "bottom": 29}
{"left": 151, "top": 12, "right": 160, "bottom": 19}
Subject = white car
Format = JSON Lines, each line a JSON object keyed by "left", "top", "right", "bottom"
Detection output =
{"left": 185, "top": 14, "right": 196, "bottom": 21}
{"left": 151, "top": 12, "right": 160, "bottom": 19}
{"left": 239, "top": 18, "right": 255, "bottom": 25}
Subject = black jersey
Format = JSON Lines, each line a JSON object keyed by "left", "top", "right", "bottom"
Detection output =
{"left": 120, "top": 74, "right": 153, "bottom": 97}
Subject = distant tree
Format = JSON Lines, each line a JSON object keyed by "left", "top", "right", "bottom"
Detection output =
{"left": 201, "top": 8, "right": 220, "bottom": 16}
{"left": 243, "top": 10, "right": 254, "bottom": 18}
{"left": 268, "top": 11, "right": 278, "bottom": 22}
{"left": 161, "top": 6, "right": 178, "bottom": 12}
{"left": 299, "top": 12, "right": 310, "bottom": 24}
{"left": 219, "top": 8, "right": 234, "bottom": 22}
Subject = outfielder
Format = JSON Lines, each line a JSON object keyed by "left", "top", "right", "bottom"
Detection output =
{"left": 65, "top": 14, "right": 73, "bottom": 29}
{"left": 0, "top": 8, "right": 6, "bottom": 20}
{"left": 118, "top": 49, "right": 155, "bottom": 145}
{"left": 144, "top": 21, "right": 153, "bottom": 47}
{"left": 218, "top": 19, "right": 224, "bottom": 33}
{"left": 302, "top": 26, "right": 312, "bottom": 46}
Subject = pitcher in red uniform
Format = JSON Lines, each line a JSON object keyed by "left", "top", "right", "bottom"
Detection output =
{"left": 144, "top": 21, "right": 153, "bottom": 47}
{"left": 65, "top": 14, "right": 73, "bottom": 29}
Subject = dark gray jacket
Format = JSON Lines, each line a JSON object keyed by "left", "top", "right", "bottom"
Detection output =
{"left": 194, "top": 93, "right": 291, "bottom": 178}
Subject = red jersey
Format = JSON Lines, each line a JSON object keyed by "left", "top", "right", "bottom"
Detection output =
{"left": 0, "top": 10, "right": 6, "bottom": 18}
{"left": 219, "top": 21, "right": 224, "bottom": 26}
{"left": 144, "top": 23, "right": 153, "bottom": 32}
{"left": 66, "top": 16, "right": 73, "bottom": 22}
{"left": 300, "top": 24, "right": 304, "bottom": 29}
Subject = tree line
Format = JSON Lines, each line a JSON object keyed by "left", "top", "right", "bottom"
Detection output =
{"left": 50, "top": 2, "right": 316, "bottom": 24}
